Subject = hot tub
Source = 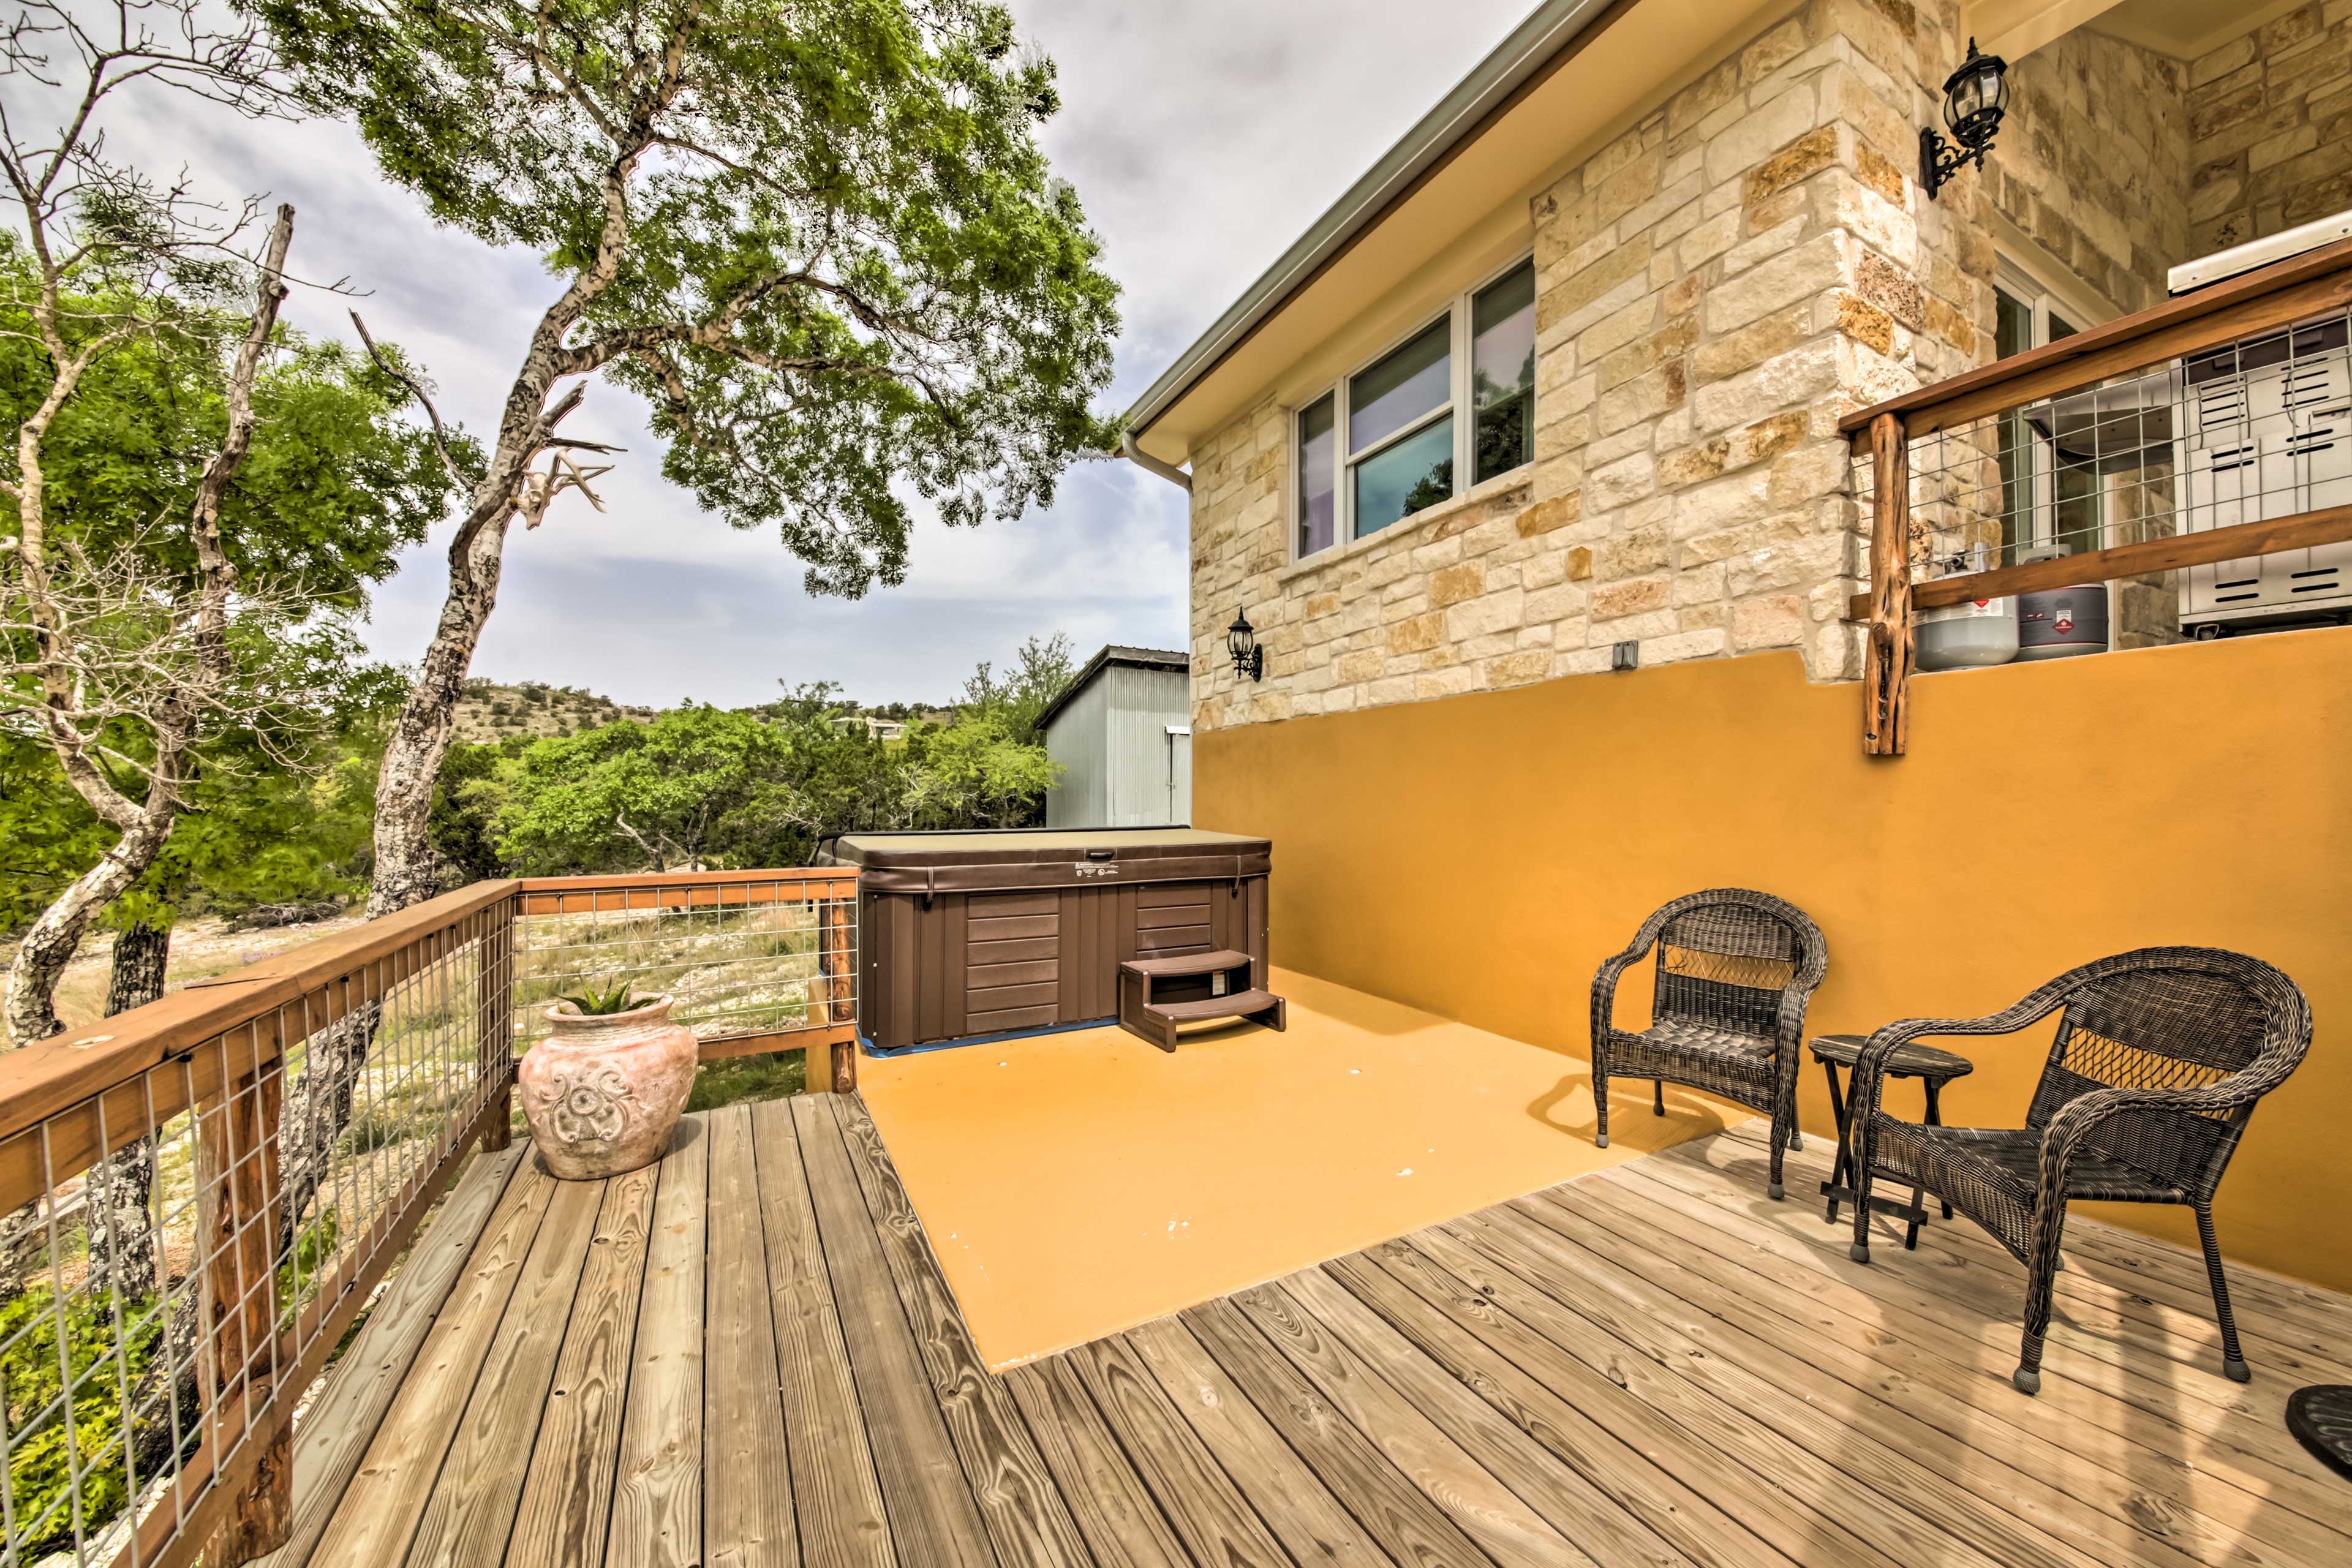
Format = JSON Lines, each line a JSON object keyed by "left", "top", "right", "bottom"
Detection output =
{"left": 819, "top": 829, "right": 1271, "bottom": 1054}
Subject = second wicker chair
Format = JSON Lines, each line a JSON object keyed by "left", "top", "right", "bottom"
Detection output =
{"left": 1589, "top": 889, "right": 1828, "bottom": 1198}
{"left": 1844, "top": 947, "right": 2312, "bottom": 1395}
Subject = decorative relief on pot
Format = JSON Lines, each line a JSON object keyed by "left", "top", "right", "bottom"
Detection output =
{"left": 518, "top": 993, "right": 697, "bottom": 1180}
{"left": 535, "top": 1061, "right": 632, "bottom": 1145}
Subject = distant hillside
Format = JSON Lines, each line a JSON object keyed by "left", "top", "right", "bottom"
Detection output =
{"left": 454, "top": 680, "right": 660, "bottom": 743}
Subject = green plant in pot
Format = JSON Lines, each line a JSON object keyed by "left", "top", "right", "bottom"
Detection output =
{"left": 519, "top": 977, "right": 696, "bottom": 1180}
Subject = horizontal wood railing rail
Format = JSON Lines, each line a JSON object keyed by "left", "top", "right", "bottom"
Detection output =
{"left": 1841, "top": 236, "right": 2352, "bottom": 755}
{"left": 0, "top": 865, "right": 862, "bottom": 1568}
{"left": 508, "top": 867, "right": 861, "bottom": 1085}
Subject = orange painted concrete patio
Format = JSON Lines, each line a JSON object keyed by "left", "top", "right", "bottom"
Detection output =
{"left": 857, "top": 964, "right": 1735, "bottom": 1366}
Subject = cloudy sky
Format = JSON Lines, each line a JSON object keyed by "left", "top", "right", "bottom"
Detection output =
{"left": 94, "top": 0, "right": 1537, "bottom": 707}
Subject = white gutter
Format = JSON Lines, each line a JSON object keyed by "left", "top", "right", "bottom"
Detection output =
{"left": 1122, "top": 430, "right": 1193, "bottom": 491}
{"left": 1119, "top": 0, "right": 1619, "bottom": 447}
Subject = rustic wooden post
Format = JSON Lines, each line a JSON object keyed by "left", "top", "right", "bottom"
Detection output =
{"left": 197, "top": 1028, "right": 292, "bottom": 1563}
{"left": 1861, "top": 410, "right": 1912, "bottom": 756}
{"left": 477, "top": 900, "right": 514, "bottom": 1152}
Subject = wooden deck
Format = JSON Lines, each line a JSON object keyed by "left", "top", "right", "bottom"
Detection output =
{"left": 265, "top": 1099, "right": 2352, "bottom": 1568}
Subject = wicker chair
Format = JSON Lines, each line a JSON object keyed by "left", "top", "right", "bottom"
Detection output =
{"left": 1591, "top": 889, "right": 1828, "bottom": 1198}
{"left": 1845, "top": 947, "right": 2312, "bottom": 1395}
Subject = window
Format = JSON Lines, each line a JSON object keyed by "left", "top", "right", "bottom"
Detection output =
{"left": 1292, "top": 257, "right": 1537, "bottom": 556}
{"left": 1996, "top": 269, "right": 2104, "bottom": 566}
{"left": 1297, "top": 393, "right": 1336, "bottom": 556}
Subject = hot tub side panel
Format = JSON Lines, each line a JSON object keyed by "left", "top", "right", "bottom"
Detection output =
{"left": 857, "top": 875, "right": 1267, "bottom": 1050}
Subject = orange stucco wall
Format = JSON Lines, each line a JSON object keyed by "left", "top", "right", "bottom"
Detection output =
{"left": 1194, "top": 628, "right": 2352, "bottom": 1293}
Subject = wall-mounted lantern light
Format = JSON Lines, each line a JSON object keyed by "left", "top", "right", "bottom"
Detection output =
{"left": 1226, "top": 609, "right": 1264, "bottom": 683}
{"left": 1919, "top": 39, "right": 2008, "bottom": 202}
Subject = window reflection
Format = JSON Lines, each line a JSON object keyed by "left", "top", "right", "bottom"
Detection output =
{"left": 1297, "top": 394, "right": 1336, "bottom": 557}
{"left": 1349, "top": 320, "right": 1451, "bottom": 453}
{"left": 1354, "top": 416, "right": 1455, "bottom": 537}
{"left": 1472, "top": 262, "right": 1536, "bottom": 484}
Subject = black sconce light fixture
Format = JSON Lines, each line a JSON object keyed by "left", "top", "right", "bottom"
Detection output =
{"left": 1919, "top": 39, "right": 2009, "bottom": 202}
{"left": 1226, "top": 609, "right": 1264, "bottom": 682}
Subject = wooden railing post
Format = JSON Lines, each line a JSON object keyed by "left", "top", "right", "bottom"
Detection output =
{"left": 477, "top": 899, "right": 515, "bottom": 1151}
{"left": 197, "top": 1028, "right": 292, "bottom": 1564}
{"left": 1861, "top": 410, "right": 1912, "bottom": 757}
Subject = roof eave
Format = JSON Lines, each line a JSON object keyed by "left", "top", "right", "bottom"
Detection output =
{"left": 1120, "top": 0, "right": 1623, "bottom": 448}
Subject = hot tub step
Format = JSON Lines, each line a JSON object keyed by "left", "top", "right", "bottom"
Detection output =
{"left": 1121, "top": 948, "right": 1251, "bottom": 979}
{"left": 1120, "top": 984, "right": 1286, "bottom": 1052}
{"left": 1144, "top": 989, "right": 1283, "bottom": 1023}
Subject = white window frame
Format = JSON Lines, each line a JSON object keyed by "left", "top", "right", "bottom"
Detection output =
{"left": 1291, "top": 251, "right": 1536, "bottom": 560}
{"left": 1996, "top": 257, "right": 2113, "bottom": 565}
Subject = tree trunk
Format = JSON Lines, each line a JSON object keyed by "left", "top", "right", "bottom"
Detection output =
{"left": 276, "top": 1001, "right": 376, "bottom": 1254}
{"left": 368, "top": 511, "right": 517, "bottom": 918}
{"left": 293, "top": 511, "right": 518, "bottom": 1237}
{"left": 4, "top": 810, "right": 175, "bottom": 1046}
{"left": 85, "top": 921, "right": 170, "bottom": 1302}
{"left": 106, "top": 918, "right": 170, "bottom": 1014}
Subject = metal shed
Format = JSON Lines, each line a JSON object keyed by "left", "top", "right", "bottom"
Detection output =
{"left": 1037, "top": 645, "right": 1191, "bottom": 827}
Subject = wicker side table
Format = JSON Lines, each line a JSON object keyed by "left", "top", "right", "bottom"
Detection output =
{"left": 1811, "top": 1033, "right": 1974, "bottom": 1250}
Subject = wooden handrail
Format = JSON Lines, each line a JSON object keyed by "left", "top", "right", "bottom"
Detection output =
{"left": 1841, "top": 236, "right": 2352, "bottom": 753}
{"left": 0, "top": 879, "right": 520, "bottom": 1147}
{"left": 0, "top": 864, "right": 865, "bottom": 1568}
{"left": 0, "top": 868, "right": 861, "bottom": 1163}
{"left": 516, "top": 867, "right": 856, "bottom": 915}
{"left": 1842, "top": 235, "right": 2352, "bottom": 453}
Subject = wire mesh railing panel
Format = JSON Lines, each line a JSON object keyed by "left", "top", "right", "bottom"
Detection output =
{"left": 510, "top": 875, "right": 858, "bottom": 1052}
{"left": 0, "top": 897, "right": 513, "bottom": 1568}
{"left": 1863, "top": 300, "right": 2352, "bottom": 649}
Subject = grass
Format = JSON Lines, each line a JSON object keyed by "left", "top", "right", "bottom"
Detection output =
{"left": 687, "top": 1047, "right": 809, "bottom": 1112}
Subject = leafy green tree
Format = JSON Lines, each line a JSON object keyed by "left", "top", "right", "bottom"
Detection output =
{"left": 244, "top": 0, "right": 1123, "bottom": 918}
{"left": 428, "top": 733, "right": 535, "bottom": 886}
{"left": 1, "top": 1, "right": 460, "bottom": 1042}
{"left": 0, "top": 241, "right": 453, "bottom": 1041}
{"left": 491, "top": 706, "right": 809, "bottom": 874}
{"left": 901, "top": 707, "right": 1058, "bottom": 829}
{"left": 959, "top": 631, "right": 1079, "bottom": 745}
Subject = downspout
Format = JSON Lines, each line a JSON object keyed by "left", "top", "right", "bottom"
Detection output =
{"left": 1121, "top": 431, "right": 1192, "bottom": 491}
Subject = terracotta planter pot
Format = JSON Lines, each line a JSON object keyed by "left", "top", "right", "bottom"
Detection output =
{"left": 519, "top": 993, "right": 697, "bottom": 1180}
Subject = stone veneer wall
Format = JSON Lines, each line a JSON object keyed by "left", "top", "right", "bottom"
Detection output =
{"left": 2188, "top": 1, "right": 2352, "bottom": 254}
{"left": 1184, "top": 1, "right": 2300, "bottom": 733}
{"left": 1189, "top": 0, "right": 1933, "bottom": 732}
{"left": 1985, "top": 28, "right": 2189, "bottom": 314}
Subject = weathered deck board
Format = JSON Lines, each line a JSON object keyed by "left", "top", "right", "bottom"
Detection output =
{"left": 704, "top": 1104, "right": 798, "bottom": 1566}
{"left": 401, "top": 1174, "right": 603, "bottom": 1568}
{"left": 607, "top": 1111, "right": 709, "bottom": 1568}
{"left": 300, "top": 1145, "right": 557, "bottom": 1567}
{"left": 274, "top": 1105, "right": 2352, "bottom": 1568}
{"left": 792, "top": 1093, "right": 995, "bottom": 1568}
{"left": 257, "top": 1144, "right": 525, "bottom": 1568}
{"left": 506, "top": 1161, "right": 658, "bottom": 1568}
{"left": 751, "top": 1098, "right": 896, "bottom": 1568}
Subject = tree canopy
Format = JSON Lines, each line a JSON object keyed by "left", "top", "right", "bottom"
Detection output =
{"left": 448, "top": 639, "right": 1079, "bottom": 879}
{"left": 249, "top": 0, "right": 1122, "bottom": 597}
{"left": 0, "top": 246, "right": 462, "bottom": 606}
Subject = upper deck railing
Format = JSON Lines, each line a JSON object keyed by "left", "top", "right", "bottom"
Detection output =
{"left": 0, "top": 869, "right": 855, "bottom": 1568}
{"left": 1842, "top": 235, "right": 2352, "bottom": 755}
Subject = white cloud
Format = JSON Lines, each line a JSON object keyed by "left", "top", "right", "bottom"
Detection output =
{"left": 57, "top": 0, "right": 1537, "bottom": 706}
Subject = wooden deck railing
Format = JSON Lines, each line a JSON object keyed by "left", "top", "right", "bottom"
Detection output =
{"left": 0, "top": 867, "right": 856, "bottom": 1568}
{"left": 1841, "top": 235, "right": 2352, "bottom": 755}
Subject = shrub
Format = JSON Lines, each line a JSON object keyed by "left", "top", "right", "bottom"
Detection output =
{"left": 0, "top": 1285, "right": 162, "bottom": 1557}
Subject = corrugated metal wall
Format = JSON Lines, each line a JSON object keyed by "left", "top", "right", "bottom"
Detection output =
{"left": 1044, "top": 664, "right": 1191, "bottom": 826}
